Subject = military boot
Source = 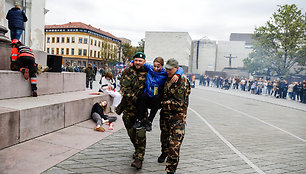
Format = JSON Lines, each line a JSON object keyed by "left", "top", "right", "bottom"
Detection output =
{"left": 131, "top": 158, "right": 142, "bottom": 169}
{"left": 157, "top": 153, "right": 167, "bottom": 163}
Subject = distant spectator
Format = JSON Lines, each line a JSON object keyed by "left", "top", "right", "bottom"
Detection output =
{"left": 6, "top": 2, "right": 28, "bottom": 40}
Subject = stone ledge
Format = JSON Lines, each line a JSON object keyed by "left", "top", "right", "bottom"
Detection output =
{"left": 0, "top": 91, "right": 112, "bottom": 149}
{"left": 0, "top": 70, "right": 86, "bottom": 100}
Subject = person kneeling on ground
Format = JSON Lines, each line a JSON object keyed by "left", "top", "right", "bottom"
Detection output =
{"left": 99, "top": 71, "right": 122, "bottom": 113}
{"left": 91, "top": 100, "right": 117, "bottom": 132}
{"left": 10, "top": 39, "right": 38, "bottom": 97}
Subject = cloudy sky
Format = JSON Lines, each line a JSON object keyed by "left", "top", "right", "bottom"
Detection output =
{"left": 45, "top": 0, "right": 305, "bottom": 46}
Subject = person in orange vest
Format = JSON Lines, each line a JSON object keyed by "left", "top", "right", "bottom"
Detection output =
{"left": 11, "top": 39, "right": 38, "bottom": 97}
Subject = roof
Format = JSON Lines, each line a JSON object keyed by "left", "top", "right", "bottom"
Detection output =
{"left": 229, "top": 33, "right": 255, "bottom": 44}
{"left": 45, "top": 22, "right": 120, "bottom": 41}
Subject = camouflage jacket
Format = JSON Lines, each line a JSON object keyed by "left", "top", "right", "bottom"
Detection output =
{"left": 161, "top": 75, "right": 191, "bottom": 114}
{"left": 85, "top": 67, "right": 95, "bottom": 79}
{"left": 120, "top": 66, "right": 147, "bottom": 111}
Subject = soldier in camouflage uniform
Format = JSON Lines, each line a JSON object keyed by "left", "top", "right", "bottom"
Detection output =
{"left": 158, "top": 59, "right": 191, "bottom": 174}
{"left": 85, "top": 63, "right": 95, "bottom": 89}
{"left": 116, "top": 52, "right": 148, "bottom": 170}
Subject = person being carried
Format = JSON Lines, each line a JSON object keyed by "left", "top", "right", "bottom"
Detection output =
{"left": 130, "top": 57, "right": 183, "bottom": 131}
{"left": 91, "top": 100, "right": 117, "bottom": 131}
{"left": 99, "top": 71, "right": 122, "bottom": 112}
{"left": 10, "top": 39, "right": 38, "bottom": 97}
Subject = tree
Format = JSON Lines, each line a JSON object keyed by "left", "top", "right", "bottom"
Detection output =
{"left": 121, "top": 43, "right": 135, "bottom": 63}
{"left": 244, "top": 4, "right": 305, "bottom": 77}
{"left": 136, "top": 39, "right": 145, "bottom": 53}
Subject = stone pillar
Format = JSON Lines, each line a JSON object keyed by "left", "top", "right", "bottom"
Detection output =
{"left": 0, "top": 0, "right": 5, "bottom": 26}
{"left": 0, "top": 25, "right": 10, "bottom": 43}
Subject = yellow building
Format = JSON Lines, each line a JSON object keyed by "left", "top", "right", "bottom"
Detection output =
{"left": 45, "top": 22, "right": 121, "bottom": 68}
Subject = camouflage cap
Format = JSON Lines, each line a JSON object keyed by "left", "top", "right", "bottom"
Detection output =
{"left": 133, "top": 52, "right": 146, "bottom": 59}
{"left": 165, "top": 58, "right": 179, "bottom": 69}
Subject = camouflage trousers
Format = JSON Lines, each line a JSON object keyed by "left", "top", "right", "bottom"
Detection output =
{"left": 122, "top": 111, "right": 146, "bottom": 161}
{"left": 160, "top": 110, "right": 186, "bottom": 173}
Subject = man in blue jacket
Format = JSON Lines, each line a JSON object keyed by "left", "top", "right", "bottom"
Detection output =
{"left": 6, "top": 2, "right": 28, "bottom": 40}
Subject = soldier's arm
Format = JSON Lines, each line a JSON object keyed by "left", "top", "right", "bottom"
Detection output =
{"left": 162, "top": 80, "right": 187, "bottom": 111}
{"left": 120, "top": 69, "right": 137, "bottom": 100}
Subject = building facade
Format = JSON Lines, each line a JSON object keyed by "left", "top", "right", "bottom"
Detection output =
{"left": 45, "top": 22, "right": 121, "bottom": 68}
{"left": 144, "top": 32, "right": 192, "bottom": 72}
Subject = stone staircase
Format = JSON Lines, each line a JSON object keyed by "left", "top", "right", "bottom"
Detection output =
{"left": 0, "top": 40, "right": 111, "bottom": 150}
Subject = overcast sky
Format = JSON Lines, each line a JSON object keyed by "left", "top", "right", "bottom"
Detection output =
{"left": 45, "top": 0, "right": 305, "bottom": 46}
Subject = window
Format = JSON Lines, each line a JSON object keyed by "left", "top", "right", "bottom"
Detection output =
{"left": 98, "top": 51, "right": 100, "bottom": 58}
{"left": 56, "top": 48, "right": 59, "bottom": 54}
{"left": 61, "top": 37, "right": 65, "bottom": 43}
{"left": 84, "top": 38, "right": 88, "bottom": 44}
{"left": 79, "top": 37, "right": 83, "bottom": 43}
{"left": 66, "top": 48, "right": 69, "bottom": 55}
{"left": 94, "top": 40, "right": 97, "bottom": 46}
{"left": 78, "top": 49, "right": 82, "bottom": 56}
{"left": 61, "top": 48, "right": 64, "bottom": 55}
{"left": 94, "top": 51, "right": 96, "bottom": 58}
{"left": 98, "top": 41, "right": 101, "bottom": 47}
{"left": 67, "top": 37, "right": 70, "bottom": 43}
{"left": 72, "top": 37, "right": 75, "bottom": 43}
{"left": 83, "top": 49, "right": 87, "bottom": 56}
{"left": 47, "top": 48, "right": 50, "bottom": 53}
{"left": 56, "top": 37, "right": 60, "bottom": 43}
{"left": 52, "top": 37, "right": 55, "bottom": 43}
{"left": 78, "top": 61, "right": 81, "bottom": 66}
{"left": 47, "top": 37, "right": 50, "bottom": 43}
{"left": 90, "top": 39, "right": 93, "bottom": 45}
{"left": 51, "top": 48, "right": 54, "bottom": 54}
{"left": 71, "top": 48, "right": 74, "bottom": 55}
{"left": 90, "top": 50, "right": 93, "bottom": 57}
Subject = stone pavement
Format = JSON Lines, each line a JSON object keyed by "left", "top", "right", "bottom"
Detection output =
{"left": 42, "top": 86, "right": 306, "bottom": 174}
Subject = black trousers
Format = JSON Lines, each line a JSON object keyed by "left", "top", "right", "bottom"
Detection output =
{"left": 20, "top": 56, "right": 37, "bottom": 91}
{"left": 136, "top": 93, "right": 161, "bottom": 123}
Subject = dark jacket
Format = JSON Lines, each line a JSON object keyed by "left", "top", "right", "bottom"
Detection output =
{"left": 6, "top": 8, "right": 28, "bottom": 30}
{"left": 91, "top": 103, "right": 107, "bottom": 120}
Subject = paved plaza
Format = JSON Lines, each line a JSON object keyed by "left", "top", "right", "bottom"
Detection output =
{"left": 42, "top": 84, "right": 306, "bottom": 174}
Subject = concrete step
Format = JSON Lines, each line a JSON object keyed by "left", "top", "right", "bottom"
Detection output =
{"left": 0, "top": 118, "right": 124, "bottom": 174}
{"left": 0, "top": 70, "right": 86, "bottom": 100}
{"left": 0, "top": 90, "right": 112, "bottom": 150}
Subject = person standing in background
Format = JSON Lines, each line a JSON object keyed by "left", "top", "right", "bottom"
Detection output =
{"left": 6, "top": 2, "right": 28, "bottom": 40}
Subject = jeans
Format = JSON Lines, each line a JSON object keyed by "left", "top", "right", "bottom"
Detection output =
{"left": 10, "top": 28, "right": 23, "bottom": 40}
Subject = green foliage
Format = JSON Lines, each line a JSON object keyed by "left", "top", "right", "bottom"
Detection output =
{"left": 136, "top": 39, "right": 145, "bottom": 53}
{"left": 244, "top": 4, "right": 306, "bottom": 76}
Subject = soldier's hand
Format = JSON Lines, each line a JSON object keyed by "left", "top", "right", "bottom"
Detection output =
{"left": 170, "top": 75, "right": 179, "bottom": 84}
{"left": 129, "top": 62, "right": 133, "bottom": 67}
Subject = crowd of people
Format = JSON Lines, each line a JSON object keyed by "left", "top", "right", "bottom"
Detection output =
{"left": 197, "top": 75, "right": 306, "bottom": 103}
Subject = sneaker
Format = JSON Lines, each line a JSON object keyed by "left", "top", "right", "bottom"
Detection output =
{"left": 146, "top": 121, "right": 152, "bottom": 132}
{"left": 32, "top": 90, "right": 37, "bottom": 97}
{"left": 157, "top": 153, "right": 167, "bottom": 163}
{"left": 94, "top": 126, "right": 105, "bottom": 132}
{"left": 133, "top": 120, "right": 142, "bottom": 129}
{"left": 131, "top": 158, "right": 142, "bottom": 169}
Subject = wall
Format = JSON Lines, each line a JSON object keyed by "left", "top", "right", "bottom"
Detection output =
{"left": 144, "top": 32, "right": 192, "bottom": 67}
{"left": 191, "top": 39, "right": 217, "bottom": 74}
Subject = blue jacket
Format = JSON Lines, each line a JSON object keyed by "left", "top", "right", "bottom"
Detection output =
{"left": 143, "top": 63, "right": 183, "bottom": 97}
{"left": 6, "top": 8, "right": 28, "bottom": 30}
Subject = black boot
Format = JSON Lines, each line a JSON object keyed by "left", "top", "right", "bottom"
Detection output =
{"left": 157, "top": 153, "right": 167, "bottom": 163}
